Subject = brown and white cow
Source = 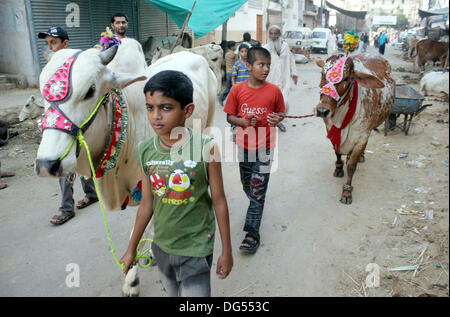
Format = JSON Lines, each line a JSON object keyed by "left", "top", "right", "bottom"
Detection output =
{"left": 315, "top": 54, "right": 395, "bottom": 204}
{"left": 415, "top": 39, "right": 449, "bottom": 72}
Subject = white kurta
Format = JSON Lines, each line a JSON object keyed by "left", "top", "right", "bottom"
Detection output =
{"left": 327, "top": 34, "right": 338, "bottom": 56}
{"left": 263, "top": 40, "right": 296, "bottom": 112}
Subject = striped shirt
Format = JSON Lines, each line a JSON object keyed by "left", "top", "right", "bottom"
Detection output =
{"left": 232, "top": 60, "right": 250, "bottom": 83}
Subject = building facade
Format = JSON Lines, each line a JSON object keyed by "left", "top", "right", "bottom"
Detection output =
{"left": 0, "top": 0, "right": 189, "bottom": 87}
{"left": 1, "top": 0, "right": 331, "bottom": 87}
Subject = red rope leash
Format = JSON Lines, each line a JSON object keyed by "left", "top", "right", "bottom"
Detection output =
{"left": 246, "top": 113, "right": 315, "bottom": 126}
{"left": 279, "top": 114, "right": 315, "bottom": 119}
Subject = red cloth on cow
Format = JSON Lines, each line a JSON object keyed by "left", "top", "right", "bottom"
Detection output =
{"left": 327, "top": 81, "right": 359, "bottom": 153}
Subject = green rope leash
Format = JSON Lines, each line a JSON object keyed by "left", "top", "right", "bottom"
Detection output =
{"left": 77, "top": 130, "right": 152, "bottom": 270}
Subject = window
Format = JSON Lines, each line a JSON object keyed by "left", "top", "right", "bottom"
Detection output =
{"left": 248, "top": 0, "right": 263, "bottom": 10}
{"left": 312, "top": 31, "right": 326, "bottom": 39}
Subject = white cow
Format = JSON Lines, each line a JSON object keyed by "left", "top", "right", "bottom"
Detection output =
{"left": 19, "top": 95, "right": 46, "bottom": 121}
{"left": 35, "top": 39, "right": 216, "bottom": 296}
{"left": 151, "top": 44, "right": 223, "bottom": 94}
{"left": 420, "top": 70, "right": 449, "bottom": 96}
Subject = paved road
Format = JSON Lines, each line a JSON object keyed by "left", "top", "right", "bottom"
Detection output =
{"left": 0, "top": 45, "right": 418, "bottom": 297}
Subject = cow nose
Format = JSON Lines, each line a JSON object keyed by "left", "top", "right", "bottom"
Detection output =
{"left": 316, "top": 106, "right": 331, "bottom": 118}
{"left": 35, "top": 159, "right": 62, "bottom": 177}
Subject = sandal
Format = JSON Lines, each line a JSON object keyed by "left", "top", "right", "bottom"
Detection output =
{"left": 50, "top": 210, "right": 75, "bottom": 225}
{"left": 0, "top": 183, "right": 7, "bottom": 190}
{"left": 0, "top": 171, "right": 15, "bottom": 178}
{"left": 239, "top": 234, "right": 260, "bottom": 254}
{"left": 76, "top": 196, "right": 98, "bottom": 209}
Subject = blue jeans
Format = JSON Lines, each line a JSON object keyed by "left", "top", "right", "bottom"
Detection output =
{"left": 238, "top": 147, "right": 273, "bottom": 238}
{"left": 219, "top": 73, "right": 232, "bottom": 102}
{"left": 151, "top": 242, "right": 212, "bottom": 297}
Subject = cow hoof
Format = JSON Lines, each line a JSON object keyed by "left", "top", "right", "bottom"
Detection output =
{"left": 340, "top": 194, "right": 352, "bottom": 204}
{"left": 122, "top": 280, "right": 140, "bottom": 297}
{"left": 122, "top": 287, "right": 140, "bottom": 297}
{"left": 359, "top": 155, "right": 365, "bottom": 163}
{"left": 122, "top": 268, "right": 140, "bottom": 297}
{"left": 334, "top": 169, "right": 344, "bottom": 177}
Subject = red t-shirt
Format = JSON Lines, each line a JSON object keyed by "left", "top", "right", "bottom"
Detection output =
{"left": 224, "top": 81, "right": 286, "bottom": 150}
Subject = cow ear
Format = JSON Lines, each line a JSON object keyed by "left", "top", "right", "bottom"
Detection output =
{"left": 109, "top": 71, "right": 147, "bottom": 89}
{"left": 353, "top": 71, "right": 385, "bottom": 89}
{"left": 43, "top": 50, "right": 55, "bottom": 63}
{"left": 315, "top": 57, "right": 325, "bottom": 68}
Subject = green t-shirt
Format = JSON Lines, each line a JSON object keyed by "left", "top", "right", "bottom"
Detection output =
{"left": 136, "top": 128, "right": 215, "bottom": 257}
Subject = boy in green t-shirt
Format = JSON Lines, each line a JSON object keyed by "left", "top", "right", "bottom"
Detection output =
{"left": 120, "top": 70, "right": 233, "bottom": 296}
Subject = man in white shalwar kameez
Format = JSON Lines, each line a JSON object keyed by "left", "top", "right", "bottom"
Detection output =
{"left": 328, "top": 31, "right": 338, "bottom": 56}
{"left": 263, "top": 25, "right": 298, "bottom": 132}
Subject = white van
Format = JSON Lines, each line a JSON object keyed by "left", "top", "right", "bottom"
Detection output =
{"left": 283, "top": 27, "right": 313, "bottom": 50}
{"left": 311, "top": 28, "right": 332, "bottom": 53}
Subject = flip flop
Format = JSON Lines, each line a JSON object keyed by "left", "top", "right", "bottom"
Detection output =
{"left": 0, "top": 183, "right": 7, "bottom": 190}
{"left": 0, "top": 171, "right": 15, "bottom": 178}
{"left": 76, "top": 196, "right": 98, "bottom": 209}
{"left": 50, "top": 210, "right": 75, "bottom": 225}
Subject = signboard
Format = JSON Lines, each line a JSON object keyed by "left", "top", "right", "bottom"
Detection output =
{"left": 372, "top": 16, "right": 397, "bottom": 25}
{"left": 429, "top": 14, "right": 448, "bottom": 22}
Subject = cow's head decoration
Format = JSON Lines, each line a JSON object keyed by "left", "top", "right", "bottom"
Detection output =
{"left": 314, "top": 54, "right": 385, "bottom": 118}
{"left": 36, "top": 45, "right": 146, "bottom": 177}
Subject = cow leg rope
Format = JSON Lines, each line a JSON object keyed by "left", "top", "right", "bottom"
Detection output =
{"left": 77, "top": 131, "right": 152, "bottom": 271}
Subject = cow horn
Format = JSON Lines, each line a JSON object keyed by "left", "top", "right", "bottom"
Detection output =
{"left": 99, "top": 45, "right": 119, "bottom": 65}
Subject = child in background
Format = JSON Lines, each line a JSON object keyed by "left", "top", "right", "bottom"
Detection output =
{"left": 224, "top": 47, "right": 285, "bottom": 254}
{"left": 120, "top": 70, "right": 233, "bottom": 297}
{"left": 231, "top": 44, "right": 250, "bottom": 86}
{"left": 219, "top": 40, "right": 237, "bottom": 105}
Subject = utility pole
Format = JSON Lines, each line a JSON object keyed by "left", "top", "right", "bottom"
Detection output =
{"left": 222, "top": 19, "right": 228, "bottom": 43}
{"left": 319, "top": 0, "right": 325, "bottom": 28}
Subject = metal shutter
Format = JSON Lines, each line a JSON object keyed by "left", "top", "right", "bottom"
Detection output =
{"left": 138, "top": 0, "right": 169, "bottom": 41}
{"left": 167, "top": 16, "right": 193, "bottom": 39}
{"left": 29, "top": 0, "right": 93, "bottom": 70}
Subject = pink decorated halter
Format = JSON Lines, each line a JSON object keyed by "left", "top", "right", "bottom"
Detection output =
{"left": 41, "top": 50, "right": 104, "bottom": 140}
{"left": 320, "top": 56, "right": 348, "bottom": 102}
{"left": 40, "top": 50, "right": 108, "bottom": 160}
{"left": 41, "top": 51, "right": 82, "bottom": 136}
{"left": 326, "top": 56, "right": 346, "bottom": 83}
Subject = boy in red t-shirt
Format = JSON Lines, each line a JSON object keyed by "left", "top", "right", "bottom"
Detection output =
{"left": 223, "top": 47, "right": 285, "bottom": 253}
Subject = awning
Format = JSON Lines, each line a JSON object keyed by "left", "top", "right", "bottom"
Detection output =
{"left": 418, "top": 7, "right": 449, "bottom": 19}
{"left": 146, "top": 0, "right": 248, "bottom": 38}
{"left": 325, "top": 1, "right": 367, "bottom": 20}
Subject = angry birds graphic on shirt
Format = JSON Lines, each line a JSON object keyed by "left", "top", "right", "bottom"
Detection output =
{"left": 169, "top": 169, "right": 191, "bottom": 192}
{"left": 150, "top": 173, "right": 166, "bottom": 197}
